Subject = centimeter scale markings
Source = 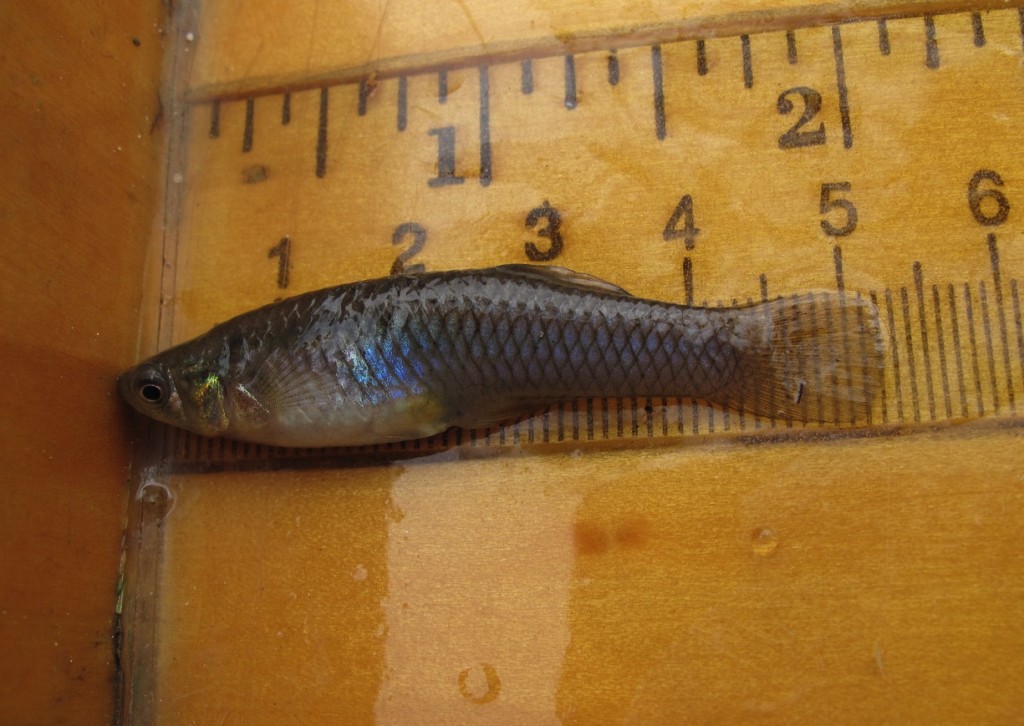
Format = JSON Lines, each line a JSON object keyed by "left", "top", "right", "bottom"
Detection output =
{"left": 163, "top": 7, "right": 1024, "bottom": 471}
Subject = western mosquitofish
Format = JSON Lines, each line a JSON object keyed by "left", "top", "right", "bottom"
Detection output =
{"left": 118, "top": 265, "right": 885, "bottom": 447}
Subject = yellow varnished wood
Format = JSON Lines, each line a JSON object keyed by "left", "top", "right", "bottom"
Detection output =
{"left": 0, "top": 2, "right": 167, "bottom": 723}
{"left": 127, "top": 1, "right": 1024, "bottom": 723}
{"left": 157, "top": 425, "right": 1024, "bottom": 723}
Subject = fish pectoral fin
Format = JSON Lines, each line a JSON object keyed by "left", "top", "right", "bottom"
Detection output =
{"left": 493, "top": 264, "right": 633, "bottom": 297}
{"left": 246, "top": 346, "right": 336, "bottom": 418}
{"left": 370, "top": 393, "right": 452, "bottom": 441}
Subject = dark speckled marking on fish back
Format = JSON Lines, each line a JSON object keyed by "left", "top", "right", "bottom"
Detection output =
{"left": 118, "top": 265, "right": 886, "bottom": 447}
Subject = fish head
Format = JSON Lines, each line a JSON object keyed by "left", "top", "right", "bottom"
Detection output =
{"left": 118, "top": 353, "right": 231, "bottom": 437}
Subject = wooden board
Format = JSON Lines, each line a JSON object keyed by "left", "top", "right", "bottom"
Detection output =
{"left": 0, "top": 2, "right": 167, "bottom": 723}
{"left": 120, "top": 0, "right": 1024, "bottom": 723}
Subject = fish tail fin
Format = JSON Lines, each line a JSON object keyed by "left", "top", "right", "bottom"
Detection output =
{"left": 718, "top": 292, "right": 886, "bottom": 425}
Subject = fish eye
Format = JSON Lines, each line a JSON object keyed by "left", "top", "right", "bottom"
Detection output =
{"left": 137, "top": 380, "right": 165, "bottom": 404}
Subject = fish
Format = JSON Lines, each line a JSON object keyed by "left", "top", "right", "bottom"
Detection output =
{"left": 118, "top": 265, "right": 886, "bottom": 447}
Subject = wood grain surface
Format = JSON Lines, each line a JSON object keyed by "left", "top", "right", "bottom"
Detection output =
{"left": 3, "top": 1, "right": 1020, "bottom": 724}
{"left": 121, "top": 2, "right": 1024, "bottom": 724}
{"left": 0, "top": 2, "right": 167, "bottom": 723}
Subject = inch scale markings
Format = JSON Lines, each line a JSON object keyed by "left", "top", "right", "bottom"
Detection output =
{"left": 162, "top": 7, "right": 1024, "bottom": 470}
{"left": 204, "top": 9, "right": 1024, "bottom": 175}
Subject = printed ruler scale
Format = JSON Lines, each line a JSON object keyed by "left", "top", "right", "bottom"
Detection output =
{"left": 120, "top": 4, "right": 1024, "bottom": 723}
{"left": 154, "top": 5, "right": 1023, "bottom": 471}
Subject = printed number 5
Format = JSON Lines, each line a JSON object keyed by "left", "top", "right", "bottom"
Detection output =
{"left": 820, "top": 182, "right": 858, "bottom": 237}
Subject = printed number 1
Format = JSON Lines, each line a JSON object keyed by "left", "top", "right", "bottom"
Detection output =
{"left": 268, "top": 236, "right": 291, "bottom": 288}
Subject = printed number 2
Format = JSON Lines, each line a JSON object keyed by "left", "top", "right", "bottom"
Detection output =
{"left": 820, "top": 182, "right": 858, "bottom": 237}
{"left": 391, "top": 223, "right": 427, "bottom": 274}
{"left": 778, "top": 87, "right": 826, "bottom": 149}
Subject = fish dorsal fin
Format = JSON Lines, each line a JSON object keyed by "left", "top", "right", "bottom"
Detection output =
{"left": 493, "top": 264, "right": 633, "bottom": 297}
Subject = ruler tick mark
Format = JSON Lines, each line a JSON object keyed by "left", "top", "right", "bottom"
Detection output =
{"left": 786, "top": 30, "right": 798, "bottom": 64}
{"left": 316, "top": 87, "right": 328, "bottom": 178}
{"left": 963, "top": 283, "right": 985, "bottom": 416}
{"left": 946, "top": 284, "right": 969, "bottom": 418}
{"left": 209, "top": 100, "right": 220, "bottom": 139}
{"left": 651, "top": 45, "right": 666, "bottom": 140}
{"left": 877, "top": 19, "right": 891, "bottom": 55}
{"left": 607, "top": 50, "right": 620, "bottom": 86}
{"left": 833, "top": 245, "right": 845, "bottom": 293}
{"left": 741, "top": 35, "right": 753, "bottom": 88}
{"left": 242, "top": 97, "right": 254, "bottom": 152}
{"left": 988, "top": 234, "right": 1015, "bottom": 412}
{"left": 281, "top": 93, "right": 291, "bottom": 125}
{"left": 683, "top": 256, "right": 693, "bottom": 305}
{"left": 564, "top": 55, "right": 578, "bottom": 109}
{"left": 913, "top": 263, "right": 936, "bottom": 420}
{"left": 478, "top": 66, "right": 492, "bottom": 187}
{"left": 931, "top": 284, "right": 953, "bottom": 419}
{"left": 979, "top": 281, "right": 1000, "bottom": 412}
{"left": 870, "top": 291, "right": 889, "bottom": 423}
{"left": 696, "top": 39, "right": 708, "bottom": 76}
{"left": 832, "top": 25, "right": 853, "bottom": 149}
{"left": 358, "top": 78, "right": 371, "bottom": 116}
{"left": 925, "top": 16, "right": 940, "bottom": 69}
{"left": 520, "top": 60, "right": 533, "bottom": 94}
{"left": 971, "top": 12, "right": 986, "bottom": 48}
{"left": 884, "top": 290, "right": 904, "bottom": 422}
{"left": 397, "top": 76, "right": 407, "bottom": 131}
{"left": 438, "top": 70, "right": 448, "bottom": 104}
{"left": 899, "top": 286, "right": 921, "bottom": 422}
{"left": 1011, "top": 279, "right": 1024, "bottom": 378}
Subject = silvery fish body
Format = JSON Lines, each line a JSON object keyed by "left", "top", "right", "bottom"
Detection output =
{"left": 118, "top": 265, "right": 885, "bottom": 446}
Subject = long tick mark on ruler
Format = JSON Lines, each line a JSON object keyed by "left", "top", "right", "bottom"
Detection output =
{"left": 971, "top": 12, "right": 986, "bottom": 47}
{"left": 914, "top": 263, "right": 937, "bottom": 421}
{"left": 877, "top": 19, "right": 891, "bottom": 55}
{"left": 924, "top": 16, "right": 940, "bottom": 69}
{"left": 316, "top": 87, "right": 328, "bottom": 178}
{"left": 478, "top": 66, "right": 492, "bottom": 186}
{"left": 832, "top": 26, "right": 853, "bottom": 149}
{"left": 932, "top": 284, "right": 953, "bottom": 419}
{"left": 438, "top": 70, "right": 448, "bottom": 104}
{"left": 564, "top": 56, "right": 577, "bottom": 109}
{"left": 520, "top": 60, "right": 533, "bottom": 94}
{"left": 786, "top": 30, "right": 798, "bottom": 64}
{"left": 242, "top": 97, "right": 254, "bottom": 152}
{"left": 741, "top": 35, "right": 753, "bottom": 88}
{"left": 651, "top": 46, "right": 666, "bottom": 140}
{"left": 396, "top": 76, "right": 407, "bottom": 131}
{"left": 988, "top": 234, "right": 1016, "bottom": 412}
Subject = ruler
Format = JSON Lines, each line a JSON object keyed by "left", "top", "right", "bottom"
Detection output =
{"left": 151, "top": 4, "right": 1024, "bottom": 469}
{"left": 121, "top": 4, "right": 1024, "bottom": 722}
